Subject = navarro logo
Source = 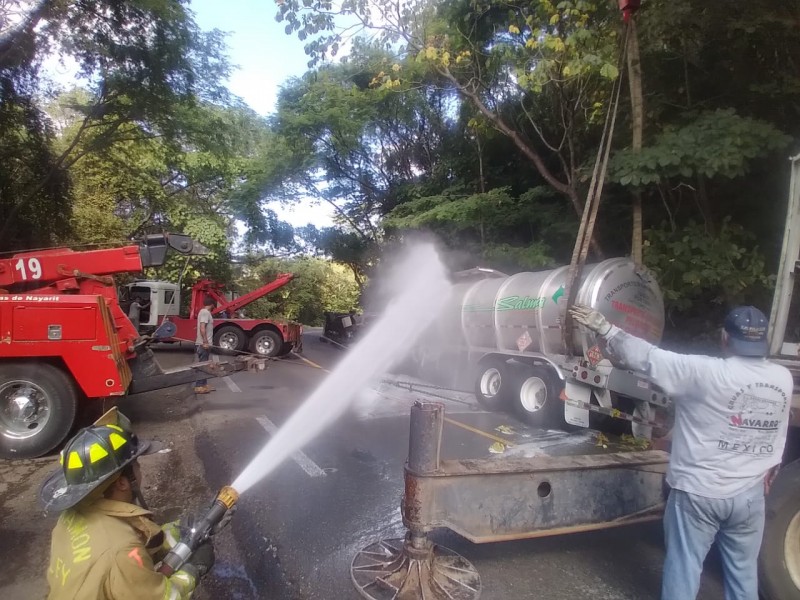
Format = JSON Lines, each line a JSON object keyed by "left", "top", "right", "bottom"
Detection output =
{"left": 730, "top": 414, "right": 779, "bottom": 430}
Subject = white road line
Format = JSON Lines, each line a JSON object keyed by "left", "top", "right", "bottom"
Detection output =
{"left": 211, "top": 354, "right": 242, "bottom": 393}
{"left": 255, "top": 416, "right": 327, "bottom": 478}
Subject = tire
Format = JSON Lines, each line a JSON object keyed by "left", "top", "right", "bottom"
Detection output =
{"left": 760, "top": 459, "right": 800, "bottom": 600}
{"left": 473, "top": 358, "right": 511, "bottom": 412}
{"left": 249, "top": 330, "right": 282, "bottom": 358}
{"left": 511, "top": 365, "right": 563, "bottom": 428}
{"left": 0, "top": 362, "right": 78, "bottom": 459}
{"left": 213, "top": 325, "right": 246, "bottom": 355}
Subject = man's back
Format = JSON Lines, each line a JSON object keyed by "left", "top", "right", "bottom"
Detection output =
{"left": 605, "top": 328, "right": 793, "bottom": 497}
{"left": 666, "top": 354, "right": 793, "bottom": 497}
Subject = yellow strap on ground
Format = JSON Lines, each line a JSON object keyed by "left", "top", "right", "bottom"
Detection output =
{"left": 443, "top": 417, "right": 516, "bottom": 447}
{"left": 295, "top": 355, "right": 330, "bottom": 372}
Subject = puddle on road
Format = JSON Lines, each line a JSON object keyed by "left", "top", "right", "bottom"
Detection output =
{"left": 502, "top": 429, "right": 596, "bottom": 458}
{"left": 205, "top": 562, "right": 259, "bottom": 599}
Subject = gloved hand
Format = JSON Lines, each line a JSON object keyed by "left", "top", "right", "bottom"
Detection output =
{"left": 187, "top": 541, "right": 215, "bottom": 578}
{"left": 569, "top": 304, "right": 612, "bottom": 336}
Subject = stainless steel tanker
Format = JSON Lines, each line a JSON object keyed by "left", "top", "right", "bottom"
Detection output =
{"left": 419, "top": 258, "right": 669, "bottom": 433}
{"left": 447, "top": 257, "right": 664, "bottom": 356}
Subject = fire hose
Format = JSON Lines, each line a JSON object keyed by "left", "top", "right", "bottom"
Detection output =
{"left": 158, "top": 486, "right": 240, "bottom": 576}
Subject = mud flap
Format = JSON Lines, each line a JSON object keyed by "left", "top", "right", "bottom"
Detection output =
{"left": 563, "top": 380, "right": 591, "bottom": 428}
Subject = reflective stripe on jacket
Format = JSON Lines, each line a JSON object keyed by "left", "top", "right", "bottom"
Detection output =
{"left": 46, "top": 499, "right": 196, "bottom": 600}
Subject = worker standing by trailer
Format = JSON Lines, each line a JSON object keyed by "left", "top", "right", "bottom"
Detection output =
{"left": 570, "top": 304, "right": 792, "bottom": 600}
{"left": 194, "top": 297, "right": 215, "bottom": 394}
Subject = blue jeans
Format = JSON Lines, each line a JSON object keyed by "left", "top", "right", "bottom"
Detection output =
{"left": 195, "top": 345, "right": 210, "bottom": 387}
{"left": 661, "top": 483, "right": 765, "bottom": 600}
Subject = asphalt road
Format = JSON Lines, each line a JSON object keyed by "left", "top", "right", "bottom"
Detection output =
{"left": 0, "top": 329, "right": 728, "bottom": 599}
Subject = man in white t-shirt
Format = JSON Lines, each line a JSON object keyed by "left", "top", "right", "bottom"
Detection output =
{"left": 570, "top": 304, "right": 792, "bottom": 600}
{"left": 194, "top": 296, "right": 216, "bottom": 394}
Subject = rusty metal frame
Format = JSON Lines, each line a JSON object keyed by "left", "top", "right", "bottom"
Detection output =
{"left": 402, "top": 402, "right": 668, "bottom": 544}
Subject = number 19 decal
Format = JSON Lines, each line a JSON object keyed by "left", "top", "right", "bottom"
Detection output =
{"left": 15, "top": 258, "right": 42, "bottom": 280}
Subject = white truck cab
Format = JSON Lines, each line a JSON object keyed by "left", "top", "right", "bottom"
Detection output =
{"left": 124, "top": 281, "right": 180, "bottom": 329}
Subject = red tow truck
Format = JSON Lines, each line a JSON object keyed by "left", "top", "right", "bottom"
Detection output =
{"left": 0, "top": 234, "right": 245, "bottom": 459}
{"left": 123, "top": 273, "right": 303, "bottom": 357}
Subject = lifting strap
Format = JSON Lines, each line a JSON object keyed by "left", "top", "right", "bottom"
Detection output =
{"left": 561, "top": 21, "right": 631, "bottom": 356}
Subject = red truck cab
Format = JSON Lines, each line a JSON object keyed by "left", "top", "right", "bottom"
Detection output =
{"left": 124, "top": 274, "right": 303, "bottom": 357}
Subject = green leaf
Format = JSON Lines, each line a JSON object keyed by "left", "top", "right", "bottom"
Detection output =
{"left": 599, "top": 63, "right": 619, "bottom": 80}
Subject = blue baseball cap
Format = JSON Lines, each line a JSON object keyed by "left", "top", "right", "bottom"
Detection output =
{"left": 724, "top": 306, "right": 769, "bottom": 357}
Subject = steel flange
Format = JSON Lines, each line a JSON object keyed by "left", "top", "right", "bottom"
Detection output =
{"left": 351, "top": 536, "right": 481, "bottom": 600}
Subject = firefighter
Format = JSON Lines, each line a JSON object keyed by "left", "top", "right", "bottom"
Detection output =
{"left": 569, "top": 304, "right": 792, "bottom": 600}
{"left": 40, "top": 408, "right": 214, "bottom": 600}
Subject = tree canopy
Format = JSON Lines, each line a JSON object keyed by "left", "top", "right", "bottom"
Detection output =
{"left": 271, "top": 0, "right": 799, "bottom": 336}
{"left": 1, "top": 0, "right": 799, "bottom": 335}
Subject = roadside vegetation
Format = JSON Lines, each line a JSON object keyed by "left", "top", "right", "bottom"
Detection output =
{"left": 1, "top": 0, "right": 798, "bottom": 337}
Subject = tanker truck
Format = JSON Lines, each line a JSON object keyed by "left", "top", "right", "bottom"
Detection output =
{"left": 410, "top": 257, "right": 670, "bottom": 436}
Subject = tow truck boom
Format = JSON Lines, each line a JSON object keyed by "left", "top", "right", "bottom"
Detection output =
{"left": 194, "top": 273, "right": 295, "bottom": 319}
{"left": 0, "top": 234, "right": 207, "bottom": 293}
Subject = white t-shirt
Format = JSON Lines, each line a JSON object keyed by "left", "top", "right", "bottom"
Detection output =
{"left": 196, "top": 308, "right": 213, "bottom": 345}
{"left": 604, "top": 325, "right": 793, "bottom": 499}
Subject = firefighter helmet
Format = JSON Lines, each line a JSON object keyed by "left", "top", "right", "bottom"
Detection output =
{"left": 40, "top": 408, "right": 157, "bottom": 511}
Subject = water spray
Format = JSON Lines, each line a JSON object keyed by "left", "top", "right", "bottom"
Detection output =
{"left": 158, "top": 486, "right": 240, "bottom": 575}
{"left": 157, "top": 245, "right": 451, "bottom": 578}
{"left": 231, "top": 244, "right": 451, "bottom": 494}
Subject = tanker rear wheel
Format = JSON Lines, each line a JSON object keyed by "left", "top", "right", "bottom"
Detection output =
{"left": 511, "top": 365, "right": 563, "bottom": 428}
{"left": 473, "top": 358, "right": 511, "bottom": 411}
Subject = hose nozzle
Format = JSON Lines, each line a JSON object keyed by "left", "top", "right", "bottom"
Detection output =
{"left": 216, "top": 485, "right": 239, "bottom": 509}
{"left": 157, "top": 485, "right": 240, "bottom": 576}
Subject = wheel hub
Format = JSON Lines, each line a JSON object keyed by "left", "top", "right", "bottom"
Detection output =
{"left": 519, "top": 377, "right": 547, "bottom": 412}
{"left": 351, "top": 536, "right": 481, "bottom": 600}
{"left": 219, "top": 332, "right": 239, "bottom": 350}
{"left": 256, "top": 337, "right": 274, "bottom": 355}
{"left": 480, "top": 368, "right": 501, "bottom": 398}
{"left": 0, "top": 381, "right": 50, "bottom": 439}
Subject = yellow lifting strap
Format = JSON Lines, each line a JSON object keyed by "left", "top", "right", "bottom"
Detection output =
{"left": 561, "top": 19, "right": 633, "bottom": 356}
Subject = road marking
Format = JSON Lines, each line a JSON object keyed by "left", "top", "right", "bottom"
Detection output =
{"left": 295, "top": 354, "right": 329, "bottom": 372}
{"left": 211, "top": 354, "right": 242, "bottom": 393}
{"left": 255, "top": 416, "right": 327, "bottom": 478}
{"left": 372, "top": 385, "right": 516, "bottom": 447}
{"left": 443, "top": 417, "right": 517, "bottom": 447}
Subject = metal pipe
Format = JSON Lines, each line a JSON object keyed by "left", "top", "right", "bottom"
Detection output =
{"left": 407, "top": 401, "right": 443, "bottom": 474}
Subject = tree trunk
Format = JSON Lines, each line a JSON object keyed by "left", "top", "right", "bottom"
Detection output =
{"left": 627, "top": 18, "right": 644, "bottom": 267}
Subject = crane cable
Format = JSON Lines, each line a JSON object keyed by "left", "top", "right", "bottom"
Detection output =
{"left": 561, "top": 18, "right": 632, "bottom": 356}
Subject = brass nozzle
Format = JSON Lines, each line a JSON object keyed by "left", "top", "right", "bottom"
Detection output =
{"left": 216, "top": 485, "right": 239, "bottom": 509}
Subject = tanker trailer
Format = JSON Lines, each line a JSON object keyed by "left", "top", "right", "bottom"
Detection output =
{"left": 418, "top": 257, "right": 669, "bottom": 432}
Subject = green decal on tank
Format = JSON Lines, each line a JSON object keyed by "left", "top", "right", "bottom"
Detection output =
{"left": 496, "top": 296, "right": 546, "bottom": 311}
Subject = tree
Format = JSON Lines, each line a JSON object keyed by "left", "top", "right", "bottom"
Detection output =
{"left": 57, "top": 90, "right": 300, "bottom": 283}
{"left": 0, "top": 0, "right": 233, "bottom": 250}
{"left": 277, "top": 0, "right": 625, "bottom": 226}
{"left": 237, "top": 256, "right": 362, "bottom": 325}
